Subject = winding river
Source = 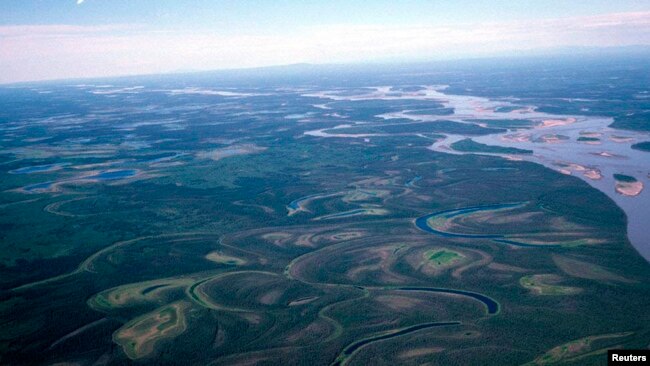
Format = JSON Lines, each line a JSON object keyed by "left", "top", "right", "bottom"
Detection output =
{"left": 304, "top": 86, "right": 650, "bottom": 260}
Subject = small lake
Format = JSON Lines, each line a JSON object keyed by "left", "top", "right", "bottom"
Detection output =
{"left": 341, "top": 321, "right": 460, "bottom": 357}
{"left": 397, "top": 287, "right": 500, "bottom": 314}
{"left": 10, "top": 163, "right": 69, "bottom": 174}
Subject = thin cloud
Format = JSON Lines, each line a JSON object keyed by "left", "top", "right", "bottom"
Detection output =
{"left": 1, "top": 11, "right": 648, "bottom": 83}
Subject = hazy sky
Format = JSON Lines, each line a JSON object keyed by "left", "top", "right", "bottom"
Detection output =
{"left": 1, "top": 1, "right": 649, "bottom": 83}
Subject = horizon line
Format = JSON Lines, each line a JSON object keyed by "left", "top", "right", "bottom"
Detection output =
{"left": 3, "top": 45, "right": 649, "bottom": 86}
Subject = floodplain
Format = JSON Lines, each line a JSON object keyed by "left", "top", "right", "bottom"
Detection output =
{"left": 0, "top": 58, "right": 648, "bottom": 365}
